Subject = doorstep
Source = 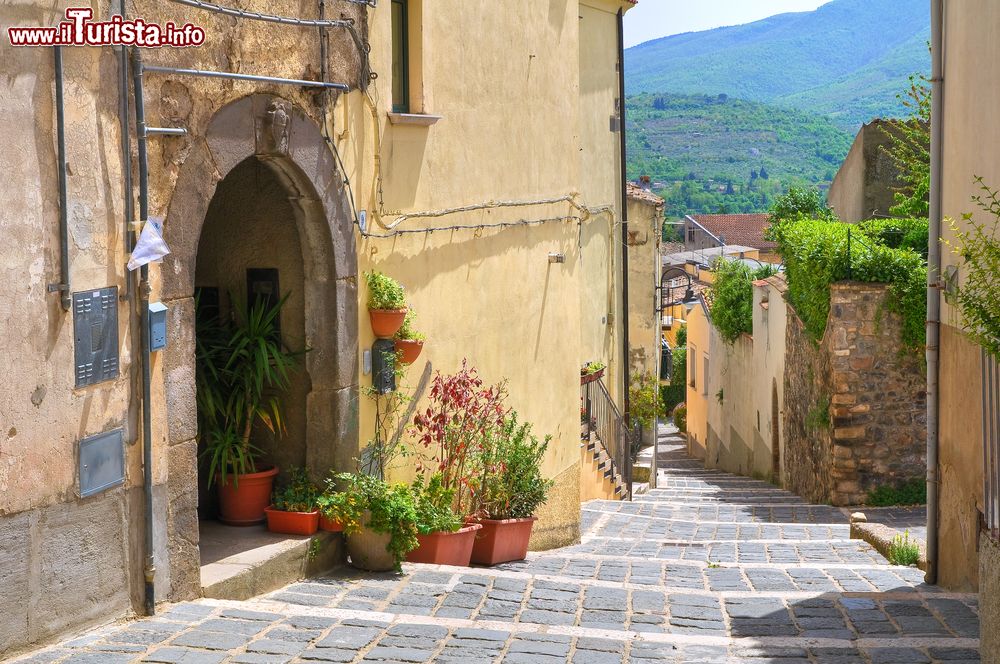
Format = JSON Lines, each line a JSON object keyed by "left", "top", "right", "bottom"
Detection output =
{"left": 199, "top": 521, "right": 344, "bottom": 601}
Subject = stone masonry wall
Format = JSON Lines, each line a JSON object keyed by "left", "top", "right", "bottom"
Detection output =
{"left": 784, "top": 283, "right": 926, "bottom": 506}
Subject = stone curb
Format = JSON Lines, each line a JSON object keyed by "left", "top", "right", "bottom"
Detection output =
{"left": 849, "top": 520, "right": 928, "bottom": 571}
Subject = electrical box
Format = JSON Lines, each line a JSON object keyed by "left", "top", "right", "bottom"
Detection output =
{"left": 149, "top": 302, "right": 168, "bottom": 351}
{"left": 371, "top": 338, "right": 397, "bottom": 394}
{"left": 79, "top": 429, "right": 125, "bottom": 498}
{"left": 73, "top": 287, "right": 119, "bottom": 388}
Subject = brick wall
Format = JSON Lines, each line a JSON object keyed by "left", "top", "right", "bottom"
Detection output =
{"left": 784, "top": 283, "right": 926, "bottom": 506}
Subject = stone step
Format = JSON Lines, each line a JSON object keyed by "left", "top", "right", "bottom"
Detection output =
{"left": 200, "top": 521, "right": 344, "bottom": 601}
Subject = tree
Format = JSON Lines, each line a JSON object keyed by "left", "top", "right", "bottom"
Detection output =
{"left": 653, "top": 96, "right": 667, "bottom": 111}
{"left": 768, "top": 186, "right": 836, "bottom": 224}
{"left": 881, "top": 74, "right": 931, "bottom": 219}
{"left": 759, "top": 165, "right": 769, "bottom": 180}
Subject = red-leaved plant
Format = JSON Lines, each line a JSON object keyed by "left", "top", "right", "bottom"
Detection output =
{"left": 412, "top": 360, "right": 508, "bottom": 516}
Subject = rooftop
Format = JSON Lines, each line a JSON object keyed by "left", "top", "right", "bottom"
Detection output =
{"left": 662, "top": 244, "right": 758, "bottom": 267}
{"left": 688, "top": 213, "right": 776, "bottom": 251}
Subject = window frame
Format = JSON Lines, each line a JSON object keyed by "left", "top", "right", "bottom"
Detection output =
{"left": 391, "top": 0, "right": 410, "bottom": 114}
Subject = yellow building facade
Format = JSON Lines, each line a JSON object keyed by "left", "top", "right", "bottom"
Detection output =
{"left": 0, "top": 0, "right": 635, "bottom": 655}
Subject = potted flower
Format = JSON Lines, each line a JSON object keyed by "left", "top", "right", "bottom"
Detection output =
{"left": 393, "top": 309, "right": 426, "bottom": 365}
{"left": 366, "top": 271, "right": 407, "bottom": 338}
{"left": 405, "top": 474, "right": 481, "bottom": 566}
{"left": 265, "top": 468, "right": 320, "bottom": 536}
{"left": 580, "top": 361, "right": 606, "bottom": 385}
{"left": 196, "top": 294, "right": 303, "bottom": 525}
{"left": 325, "top": 472, "right": 419, "bottom": 572}
{"left": 316, "top": 478, "right": 351, "bottom": 533}
{"left": 408, "top": 361, "right": 505, "bottom": 564}
{"left": 470, "top": 412, "right": 553, "bottom": 565}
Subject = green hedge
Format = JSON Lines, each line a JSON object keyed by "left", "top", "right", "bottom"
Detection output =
{"left": 772, "top": 219, "right": 927, "bottom": 351}
{"left": 857, "top": 218, "right": 929, "bottom": 258}
{"left": 660, "top": 384, "right": 686, "bottom": 413}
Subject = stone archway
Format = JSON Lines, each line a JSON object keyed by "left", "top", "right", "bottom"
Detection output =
{"left": 158, "top": 94, "right": 359, "bottom": 600}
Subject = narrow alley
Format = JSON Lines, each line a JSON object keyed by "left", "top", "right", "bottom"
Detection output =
{"left": 12, "top": 431, "right": 979, "bottom": 664}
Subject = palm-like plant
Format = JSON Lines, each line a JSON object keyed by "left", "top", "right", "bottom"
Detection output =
{"left": 196, "top": 293, "right": 303, "bottom": 487}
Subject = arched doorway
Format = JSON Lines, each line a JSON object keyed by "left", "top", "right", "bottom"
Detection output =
{"left": 194, "top": 157, "right": 311, "bottom": 517}
{"left": 157, "top": 94, "right": 359, "bottom": 599}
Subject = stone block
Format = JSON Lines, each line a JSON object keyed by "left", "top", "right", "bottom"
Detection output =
{"left": 163, "top": 297, "right": 197, "bottom": 445}
{"left": 832, "top": 445, "right": 853, "bottom": 459}
{"left": 33, "top": 492, "right": 131, "bottom": 643}
{"left": 833, "top": 426, "right": 866, "bottom": 440}
{"left": 831, "top": 393, "right": 856, "bottom": 405}
{"left": 0, "top": 511, "right": 31, "bottom": 654}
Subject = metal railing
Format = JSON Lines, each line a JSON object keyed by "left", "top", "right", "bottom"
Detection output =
{"left": 983, "top": 350, "right": 1000, "bottom": 538}
{"left": 581, "top": 377, "right": 632, "bottom": 499}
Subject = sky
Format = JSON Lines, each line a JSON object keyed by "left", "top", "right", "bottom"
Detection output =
{"left": 623, "top": 0, "right": 830, "bottom": 48}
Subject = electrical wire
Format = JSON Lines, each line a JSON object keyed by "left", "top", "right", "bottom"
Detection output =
{"left": 165, "top": 0, "right": 368, "bottom": 25}
{"left": 356, "top": 215, "right": 583, "bottom": 239}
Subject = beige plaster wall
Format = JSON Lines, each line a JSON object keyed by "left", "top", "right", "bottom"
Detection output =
{"left": 935, "top": 0, "right": 1000, "bottom": 593}
{"left": 684, "top": 300, "right": 710, "bottom": 460}
{"left": 627, "top": 196, "right": 663, "bottom": 379}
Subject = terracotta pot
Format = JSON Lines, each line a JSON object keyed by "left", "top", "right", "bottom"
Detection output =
{"left": 394, "top": 338, "right": 424, "bottom": 365}
{"left": 264, "top": 507, "right": 319, "bottom": 536}
{"left": 580, "top": 368, "right": 604, "bottom": 385}
{"left": 405, "top": 523, "right": 482, "bottom": 566}
{"left": 319, "top": 514, "right": 344, "bottom": 533}
{"left": 217, "top": 466, "right": 279, "bottom": 526}
{"left": 369, "top": 308, "right": 407, "bottom": 338}
{"left": 469, "top": 516, "right": 537, "bottom": 566}
{"left": 347, "top": 513, "right": 397, "bottom": 571}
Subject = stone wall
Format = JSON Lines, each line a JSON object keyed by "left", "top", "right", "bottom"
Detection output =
{"left": 783, "top": 283, "right": 926, "bottom": 506}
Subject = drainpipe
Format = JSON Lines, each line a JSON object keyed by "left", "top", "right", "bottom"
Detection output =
{"left": 617, "top": 8, "right": 631, "bottom": 435}
{"left": 51, "top": 46, "right": 71, "bottom": 311}
{"left": 926, "top": 0, "right": 944, "bottom": 585}
{"left": 120, "top": 44, "right": 135, "bottom": 299}
{"left": 130, "top": 48, "right": 156, "bottom": 615}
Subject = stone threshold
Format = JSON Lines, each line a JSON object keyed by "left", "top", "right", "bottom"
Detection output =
{"left": 199, "top": 521, "right": 344, "bottom": 601}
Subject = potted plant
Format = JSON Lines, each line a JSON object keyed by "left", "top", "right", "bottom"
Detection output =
{"left": 366, "top": 271, "right": 407, "bottom": 338}
{"left": 470, "top": 412, "right": 553, "bottom": 565}
{"left": 265, "top": 468, "right": 320, "bottom": 536}
{"left": 196, "top": 294, "right": 303, "bottom": 525}
{"left": 580, "top": 361, "right": 606, "bottom": 385}
{"left": 325, "top": 472, "right": 419, "bottom": 572}
{"left": 405, "top": 474, "right": 481, "bottom": 566}
{"left": 317, "top": 478, "right": 351, "bottom": 533}
{"left": 393, "top": 309, "right": 426, "bottom": 365}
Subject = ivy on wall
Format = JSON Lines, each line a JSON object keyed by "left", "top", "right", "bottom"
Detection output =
{"left": 708, "top": 259, "right": 778, "bottom": 344}
{"left": 770, "top": 218, "right": 928, "bottom": 352}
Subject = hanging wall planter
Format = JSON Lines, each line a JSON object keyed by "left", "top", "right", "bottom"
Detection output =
{"left": 394, "top": 338, "right": 424, "bottom": 365}
{"left": 369, "top": 308, "right": 408, "bottom": 338}
{"left": 366, "top": 271, "right": 408, "bottom": 338}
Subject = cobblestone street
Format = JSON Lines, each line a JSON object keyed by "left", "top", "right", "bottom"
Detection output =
{"left": 13, "top": 435, "right": 979, "bottom": 664}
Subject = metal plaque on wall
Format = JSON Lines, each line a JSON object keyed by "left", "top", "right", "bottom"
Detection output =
{"left": 79, "top": 429, "right": 125, "bottom": 498}
{"left": 73, "top": 287, "right": 119, "bottom": 387}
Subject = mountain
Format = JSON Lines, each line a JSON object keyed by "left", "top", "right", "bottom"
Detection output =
{"left": 626, "top": 93, "right": 853, "bottom": 219}
{"left": 625, "top": 0, "right": 930, "bottom": 128}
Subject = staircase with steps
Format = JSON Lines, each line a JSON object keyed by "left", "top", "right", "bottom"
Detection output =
{"left": 580, "top": 376, "right": 631, "bottom": 499}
